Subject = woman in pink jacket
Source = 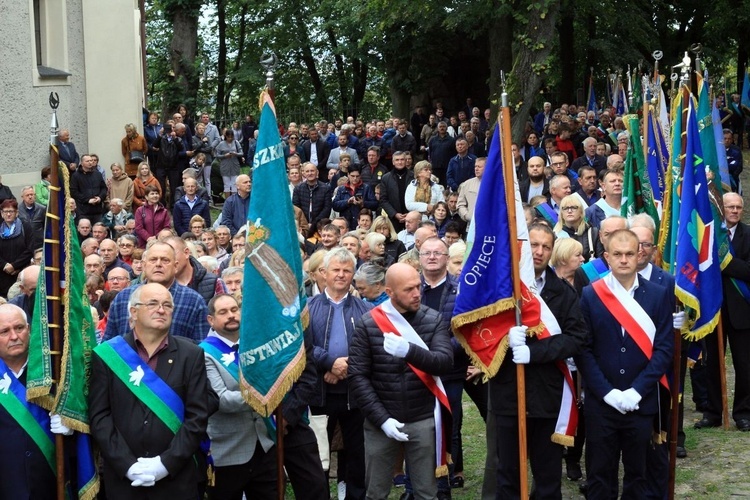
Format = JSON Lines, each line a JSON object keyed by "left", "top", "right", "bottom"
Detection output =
{"left": 134, "top": 185, "right": 171, "bottom": 247}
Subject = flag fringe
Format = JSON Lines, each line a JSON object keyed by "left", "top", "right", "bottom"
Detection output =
{"left": 450, "top": 297, "right": 516, "bottom": 332}
{"left": 78, "top": 474, "right": 100, "bottom": 500}
{"left": 551, "top": 433, "right": 574, "bottom": 447}
{"left": 240, "top": 345, "right": 306, "bottom": 417}
{"left": 675, "top": 289, "right": 721, "bottom": 341}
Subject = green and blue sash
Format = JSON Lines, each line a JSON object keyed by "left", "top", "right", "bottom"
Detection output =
{"left": 200, "top": 336, "right": 279, "bottom": 440}
{"left": 94, "top": 336, "right": 183, "bottom": 433}
{"left": 0, "top": 359, "right": 55, "bottom": 473}
{"left": 581, "top": 257, "right": 610, "bottom": 283}
{"left": 534, "top": 203, "right": 558, "bottom": 225}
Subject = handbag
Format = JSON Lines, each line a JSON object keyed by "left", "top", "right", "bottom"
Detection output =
{"left": 129, "top": 150, "right": 145, "bottom": 163}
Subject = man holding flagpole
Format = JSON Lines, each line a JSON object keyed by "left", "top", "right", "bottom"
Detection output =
{"left": 0, "top": 303, "right": 75, "bottom": 498}
{"left": 491, "top": 223, "right": 587, "bottom": 497}
{"left": 349, "top": 263, "right": 453, "bottom": 499}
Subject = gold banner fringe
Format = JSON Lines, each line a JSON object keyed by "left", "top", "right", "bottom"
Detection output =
{"left": 435, "top": 464, "right": 449, "bottom": 478}
{"left": 450, "top": 297, "right": 516, "bottom": 332}
{"left": 239, "top": 345, "right": 306, "bottom": 418}
{"left": 551, "top": 433, "right": 574, "bottom": 447}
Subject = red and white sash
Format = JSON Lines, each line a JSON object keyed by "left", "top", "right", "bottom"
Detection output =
{"left": 533, "top": 292, "right": 578, "bottom": 446}
{"left": 591, "top": 274, "right": 668, "bottom": 389}
{"left": 370, "top": 300, "right": 451, "bottom": 477}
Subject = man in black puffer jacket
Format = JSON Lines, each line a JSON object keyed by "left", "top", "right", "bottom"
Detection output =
{"left": 349, "top": 263, "right": 453, "bottom": 500}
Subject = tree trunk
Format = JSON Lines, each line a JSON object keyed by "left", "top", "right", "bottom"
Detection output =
{"left": 558, "top": 0, "right": 575, "bottom": 104}
{"left": 507, "top": 0, "right": 560, "bottom": 144}
{"left": 167, "top": 5, "right": 201, "bottom": 111}
{"left": 223, "top": 4, "right": 249, "bottom": 118}
{"left": 326, "top": 27, "right": 349, "bottom": 119}
{"left": 298, "top": 44, "right": 331, "bottom": 120}
{"left": 215, "top": 0, "right": 227, "bottom": 121}
{"left": 488, "top": 6, "right": 514, "bottom": 119}
{"left": 350, "top": 57, "right": 368, "bottom": 120}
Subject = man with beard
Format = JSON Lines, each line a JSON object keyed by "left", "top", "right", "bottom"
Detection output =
{"left": 519, "top": 156, "right": 550, "bottom": 203}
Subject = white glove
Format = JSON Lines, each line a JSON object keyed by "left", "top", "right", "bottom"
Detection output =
{"left": 126, "top": 462, "right": 156, "bottom": 487}
{"left": 381, "top": 418, "right": 409, "bottom": 442}
{"left": 512, "top": 345, "right": 530, "bottom": 364}
{"left": 136, "top": 456, "right": 169, "bottom": 482}
{"left": 49, "top": 414, "right": 74, "bottom": 436}
{"left": 603, "top": 389, "right": 626, "bottom": 414}
{"left": 672, "top": 311, "right": 686, "bottom": 330}
{"left": 383, "top": 333, "right": 410, "bottom": 358}
{"left": 620, "top": 388, "right": 642, "bottom": 412}
{"left": 508, "top": 325, "right": 529, "bottom": 348}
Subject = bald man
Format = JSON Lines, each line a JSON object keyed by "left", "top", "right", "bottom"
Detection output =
{"left": 349, "top": 263, "right": 453, "bottom": 499}
{"left": 221, "top": 174, "right": 251, "bottom": 236}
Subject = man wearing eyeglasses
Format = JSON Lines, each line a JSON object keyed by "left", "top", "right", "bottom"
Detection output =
{"left": 100, "top": 238, "right": 133, "bottom": 280}
{"left": 698, "top": 193, "right": 750, "bottom": 432}
{"left": 90, "top": 282, "right": 210, "bottom": 498}
{"left": 103, "top": 242, "right": 210, "bottom": 344}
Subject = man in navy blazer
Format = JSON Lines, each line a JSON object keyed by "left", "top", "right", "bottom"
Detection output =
{"left": 576, "top": 229, "right": 673, "bottom": 499}
{"left": 57, "top": 129, "right": 80, "bottom": 169}
{"left": 698, "top": 193, "right": 750, "bottom": 431}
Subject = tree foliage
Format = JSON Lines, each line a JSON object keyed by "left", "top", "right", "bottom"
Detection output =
{"left": 144, "top": 0, "right": 746, "bottom": 129}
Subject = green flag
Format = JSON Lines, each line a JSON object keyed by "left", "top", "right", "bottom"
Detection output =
{"left": 621, "top": 114, "right": 660, "bottom": 236}
{"left": 658, "top": 91, "right": 684, "bottom": 273}
{"left": 239, "top": 91, "right": 307, "bottom": 416}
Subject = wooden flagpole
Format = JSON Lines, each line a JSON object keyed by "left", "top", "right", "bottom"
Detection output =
{"left": 500, "top": 79, "right": 528, "bottom": 499}
{"left": 717, "top": 316, "right": 730, "bottom": 430}
{"left": 48, "top": 93, "right": 66, "bottom": 500}
{"left": 260, "top": 52, "right": 287, "bottom": 500}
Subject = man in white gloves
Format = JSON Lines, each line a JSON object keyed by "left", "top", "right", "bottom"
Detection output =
{"left": 349, "top": 263, "right": 453, "bottom": 499}
{"left": 490, "top": 223, "right": 587, "bottom": 497}
{"left": 576, "top": 229, "right": 673, "bottom": 499}
{"left": 89, "top": 283, "right": 210, "bottom": 499}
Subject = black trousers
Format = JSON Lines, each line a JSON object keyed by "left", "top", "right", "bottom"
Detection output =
{"left": 284, "top": 421, "right": 330, "bottom": 500}
{"left": 311, "top": 393, "right": 366, "bottom": 500}
{"left": 208, "top": 442, "right": 277, "bottom": 500}
{"left": 585, "top": 407, "right": 653, "bottom": 499}
{"left": 495, "top": 415, "right": 563, "bottom": 500}
{"left": 704, "top": 321, "right": 750, "bottom": 422}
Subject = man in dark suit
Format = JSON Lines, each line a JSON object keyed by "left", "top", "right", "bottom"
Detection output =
{"left": 89, "top": 282, "right": 210, "bottom": 499}
{"left": 576, "top": 229, "right": 673, "bottom": 498}
{"left": 379, "top": 151, "right": 414, "bottom": 232}
{"left": 491, "top": 223, "right": 587, "bottom": 497}
{"left": 697, "top": 192, "right": 750, "bottom": 431}
{"left": 0, "top": 303, "right": 75, "bottom": 498}
{"left": 519, "top": 155, "right": 550, "bottom": 203}
{"left": 57, "top": 129, "right": 80, "bottom": 170}
{"left": 301, "top": 128, "right": 330, "bottom": 181}
{"left": 571, "top": 137, "right": 608, "bottom": 177}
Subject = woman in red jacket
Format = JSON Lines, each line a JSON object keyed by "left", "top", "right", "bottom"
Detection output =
{"left": 134, "top": 185, "right": 171, "bottom": 248}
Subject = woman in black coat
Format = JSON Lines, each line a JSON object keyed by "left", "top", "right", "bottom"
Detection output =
{"left": 0, "top": 199, "right": 33, "bottom": 298}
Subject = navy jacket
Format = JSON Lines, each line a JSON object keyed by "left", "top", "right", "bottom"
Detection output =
{"left": 173, "top": 195, "right": 211, "bottom": 236}
{"left": 306, "top": 293, "right": 372, "bottom": 407}
{"left": 332, "top": 182, "right": 378, "bottom": 230}
{"left": 220, "top": 192, "right": 250, "bottom": 236}
{"left": 576, "top": 277, "right": 673, "bottom": 416}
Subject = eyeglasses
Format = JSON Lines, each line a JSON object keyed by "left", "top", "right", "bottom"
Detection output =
{"left": 119, "top": 243, "right": 134, "bottom": 248}
{"left": 134, "top": 301, "right": 174, "bottom": 312}
{"left": 639, "top": 242, "right": 654, "bottom": 249}
{"left": 1, "top": 210, "right": 16, "bottom": 215}
{"left": 725, "top": 205, "right": 743, "bottom": 211}
{"left": 551, "top": 162, "right": 566, "bottom": 167}
{"left": 419, "top": 251, "right": 448, "bottom": 257}
{"left": 108, "top": 276, "right": 129, "bottom": 282}
{"left": 561, "top": 206, "right": 579, "bottom": 212}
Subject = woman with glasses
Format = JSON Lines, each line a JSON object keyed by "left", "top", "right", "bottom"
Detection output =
{"left": 116, "top": 234, "right": 138, "bottom": 265}
{"left": 284, "top": 134, "right": 307, "bottom": 162}
{"left": 0, "top": 199, "right": 33, "bottom": 298}
{"left": 553, "top": 194, "right": 600, "bottom": 262}
{"left": 189, "top": 215, "right": 206, "bottom": 238}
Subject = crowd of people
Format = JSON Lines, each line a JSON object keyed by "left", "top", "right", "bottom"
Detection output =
{"left": 0, "top": 96, "right": 747, "bottom": 500}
